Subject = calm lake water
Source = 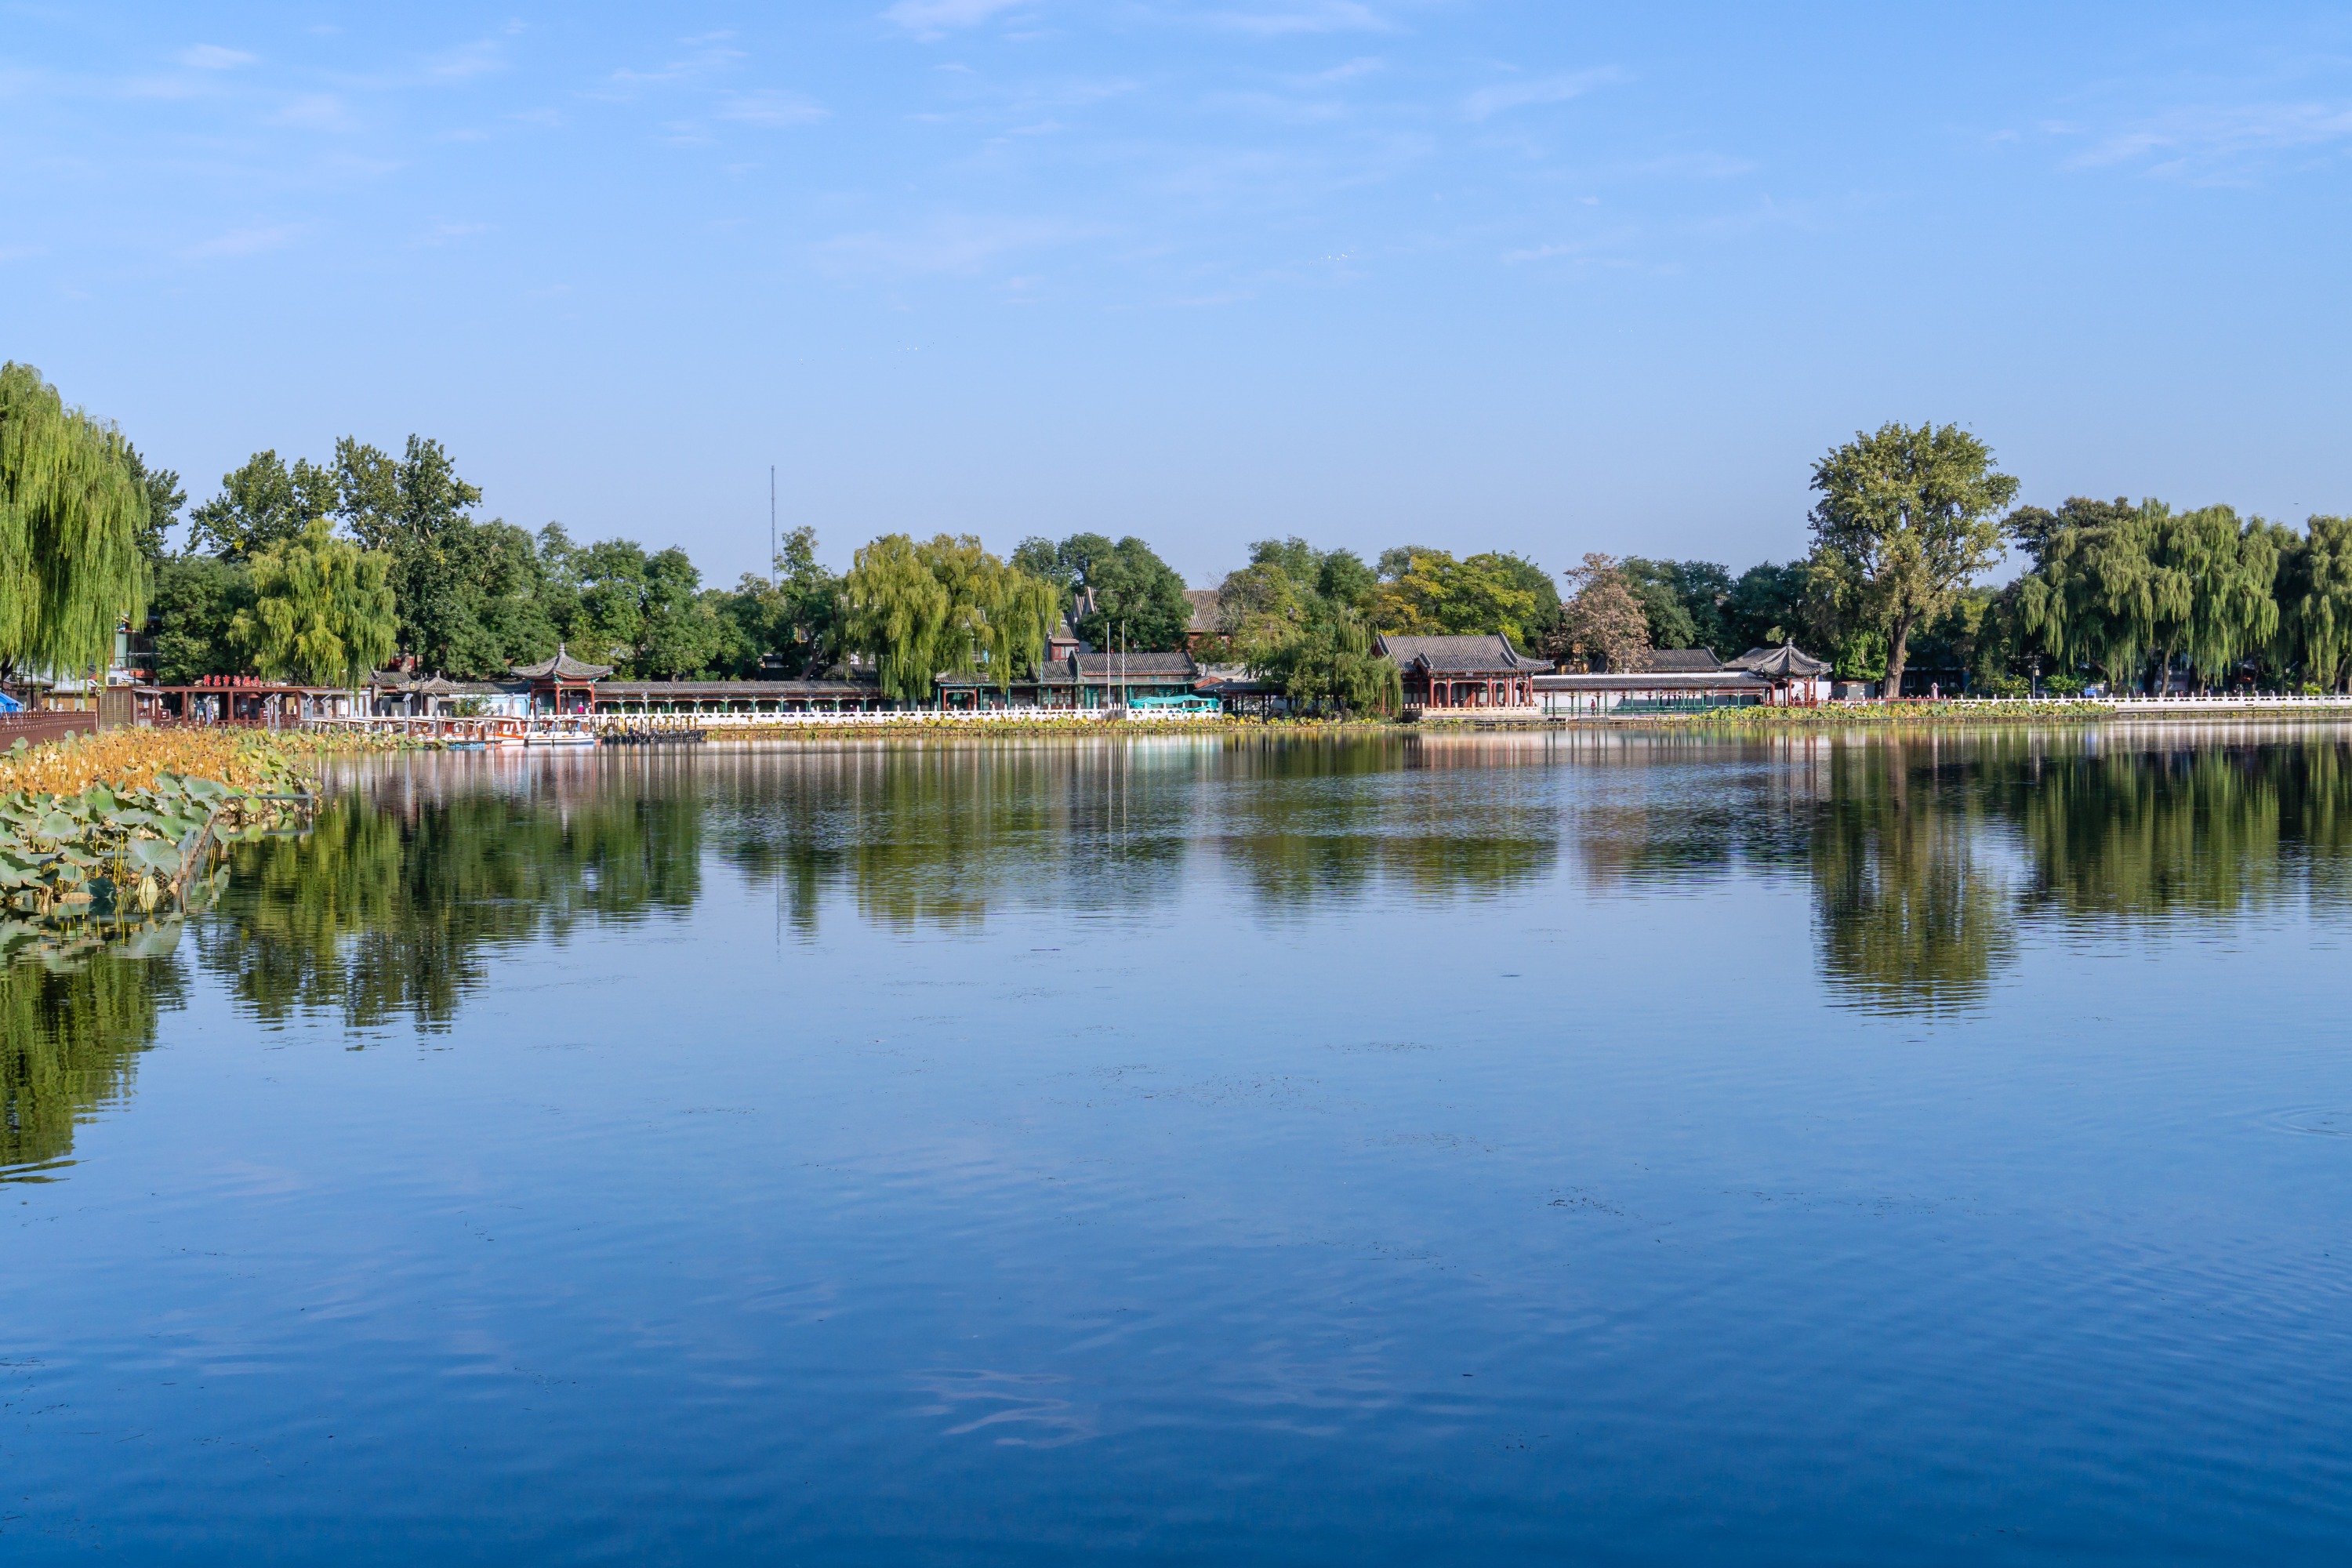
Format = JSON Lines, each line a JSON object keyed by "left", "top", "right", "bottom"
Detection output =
{"left": 6, "top": 725, "right": 2352, "bottom": 1564}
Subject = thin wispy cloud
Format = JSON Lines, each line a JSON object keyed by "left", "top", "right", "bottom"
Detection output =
{"left": 179, "top": 45, "right": 256, "bottom": 70}
{"left": 885, "top": 0, "right": 1029, "bottom": 41}
{"left": 604, "top": 42, "right": 748, "bottom": 96}
{"left": 276, "top": 93, "right": 358, "bottom": 132}
{"left": 426, "top": 38, "right": 506, "bottom": 81}
{"left": 1300, "top": 56, "right": 1383, "bottom": 84}
{"left": 1464, "top": 67, "right": 1624, "bottom": 121}
{"left": 2058, "top": 99, "right": 2352, "bottom": 180}
{"left": 718, "top": 89, "right": 828, "bottom": 127}
{"left": 183, "top": 223, "right": 302, "bottom": 260}
{"left": 815, "top": 213, "right": 1097, "bottom": 276}
{"left": 1202, "top": 2, "right": 1392, "bottom": 37}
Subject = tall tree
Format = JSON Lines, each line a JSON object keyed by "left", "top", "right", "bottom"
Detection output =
{"left": 1241, "top": 600, "right": 1400, "bottom": 716}
{"left": 843, "top": 534, "right": 1056, "bottom": 703}
{"left": 1808, "top": 422, "right": 2019, "bottom": 697}
{"left": 2298, "top": 515, "right": 2352, "bottom": 691}
{"left": 1049, "top": 533, "right": 1192, "bottom": 652}
{"left": 147, "top": 555, "right": 255, "bottom": 683}
{"left": 1370, "top": 548, "right": 1546, "bottom": 645}
{"left": 332, "top": 434, "right": 485, "bottom": 669}
{"left": 1621, "top": 558, "right": 1736, "bottom": 655}
{"left": 2016, "top": 501, "right": 2176, "bottom": 691}
{"left": 1722, "top": 561, "right": 1814, "bottom": 652}
{"left": 120, "top": 442, "right": 185, "bottom": 562}
{"left": 186, "top": 450, "right": 336, "bottom": 561}
{"left": 1557, "top": 554, "right": 1651, "bottom": 671}
{"left": 229, "top": 518, "right": 397, "bottom": 685}
{"left": 0, "top": 362, "right": 153, "bottom": 681}
{"left": 2160, "top": 505, "right": 2279, "bottom": 690}
{"left": 1219, "top": 538, "right": 1397, "bottom": 710}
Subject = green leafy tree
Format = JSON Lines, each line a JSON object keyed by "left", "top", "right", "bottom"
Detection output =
{"left": 0, "top": 361, "right": 154, "bottom": 681}
{"left": 148, "top": 554, "right": 256, "bottom": 682}
{"left": 1010, "top": 536, "right": 1079, "bottom": 615}
{"left": 714, "top": 525, "right": 843, "bottom": 677}
{"left": 1010, "top": 533, "right": 1190, "bottom": 648}
{"left": 230, "top": 517, "right": 397, "bottom": 685}
{"left": 1370, "top": 548, "right": 1546, "bottom": 644}
{"left": 1621, "top": 558, "right": 1736, "bottom": 655}
{"left": 186, "top": 449, "right": 337, "bottom": 561}
{"left": 569, "top": 538, "right": 653, "bottom": 667}
{"left": 2295, "top": 515, "right": 2352, "bottom": 690}
{"left": 1219, "top": 538, "right": 1397, "bottom": 710}
{"left": 2014, "top": 501, "right": 2172, "bottom": 689}
{"left": 639, "top": 547, "right": 728, "bottom": 678}
{"left": 1242, "top": 600, "right": 1399, "bottom": 716}
{"left": 1808, "top": 422, "right": 2019, "bottom": 697}
{"left": 2160, "top": 505, "right": 2280, "bottom": 690}
{"left": 843, "top": 533, "right": 1056, "bottom": 703}
{"left": 1722, "top": 561, "right": 1816, "bottom": 652}
{"left": 330, "top": 434, "right": 486, "bottom": 670}
{"left": 120, "top": 442, "right": 185, "bottom": 562}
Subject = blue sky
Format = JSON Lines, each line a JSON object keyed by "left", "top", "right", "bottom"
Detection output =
{"left": 6, "top": 2, "right": 2351, "bottom": 587}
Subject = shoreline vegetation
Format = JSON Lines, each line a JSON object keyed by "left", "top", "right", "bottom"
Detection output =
{"left": 477, "top": 699, "right": 2352, "bottom": 741}
{"left": 0, "top": 731, "right": 358, "bottom": 966}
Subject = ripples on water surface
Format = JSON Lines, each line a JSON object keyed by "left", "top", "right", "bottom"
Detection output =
{"left": 5, "top": 725, "right": 2352, "bottom": 1563}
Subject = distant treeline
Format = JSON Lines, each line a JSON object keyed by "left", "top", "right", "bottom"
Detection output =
{"left": 9, "top": 357, "right": 2348, "bottom": 700}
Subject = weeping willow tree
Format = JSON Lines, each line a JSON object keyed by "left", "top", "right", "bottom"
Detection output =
{"left": 1243, "top": 599, "right": 1402, "bottom": 716}
{"left": 2019, "top": 500, "right": 2288, "bottom": 691}
{"left": 2161, "top": 505, "right": 2281, "bottom": 690}
{"left": 0, "top": 362, "right": 153, "bottom": 682}
{"left": 2016, "top": 501, "right": 2183, "bottom": 690}
{"left": 841, "top": 533, "right": 1057, "bottom": 704}
{"left": 2300, "top": 516, "right": 2352, "bottom": 691}
{"left": 228, "top": 517, "right": 397, "bottom": 685}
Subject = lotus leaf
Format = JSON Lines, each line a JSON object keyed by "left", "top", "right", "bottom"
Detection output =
{"left": 128, "top": 839, "right": 180, "bottom": 873}
{"left": 38, "top": 812, "right": 76, "bottom": 839}
{"left": 83, "top": 785, "right": 117, "bottom": 814}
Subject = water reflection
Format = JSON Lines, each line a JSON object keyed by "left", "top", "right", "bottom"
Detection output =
{"left": 9, "top": 724, "right": 2351, "bottom": 1088}
{"left": 1, "top": 949, "right": 184, "bottom": 1176}
{"left": 1573, "top": 726, "right": 2352, "bottom": 1013}
{"left": 1808, "top": 743, "right": 2019, "bottom": 1014}
{"left": 199, "top": 754, "right": 702, "bottom": 1030}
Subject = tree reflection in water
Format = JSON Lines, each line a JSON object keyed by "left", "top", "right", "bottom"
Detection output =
{"left": 1577, "top": 726, "right": 2352, "bottom": 1015}
{"left": 13, "top": 728, "right": 2352, "bottom": 1174}
{"left": 198, "top": 753, "right": 703, "bottom": 1030}
{"left": 1, "top": 949, "right": 186, "bottom": 1176}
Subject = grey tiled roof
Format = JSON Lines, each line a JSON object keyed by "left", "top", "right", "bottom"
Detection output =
{"left": 597, "top": 680, "right": 876, "bottom": 697}
{"left": 1728, "top": 644, "right": 1831, "bottom": 677}
{"left": 510, "top": 644, "right": 615, "bottom": 681}
{"left": 1073, "top": 652, "right": 1197, "bottom": 677}
{"left": 1646, "top": 648, "right": 1723, "bottom": 673}
{"left": 1375, "top": 633, "right": 1548, "bottom": 673}
{"left": 1184, "top": 589, "right": 1221, "bottom": 633}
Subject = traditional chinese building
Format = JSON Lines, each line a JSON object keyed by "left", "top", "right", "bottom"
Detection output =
{"left": 512, "top": 645, "right": 614, "bottom": 716}
{"left": 1534, "top": 644, "right": 1831, "bottom": 714}
{"left": 934, "top": 651, "right": 1203, "bottom": 710}
{"left": 1378, "top": 633, "right": 1550, "bottom": 714}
